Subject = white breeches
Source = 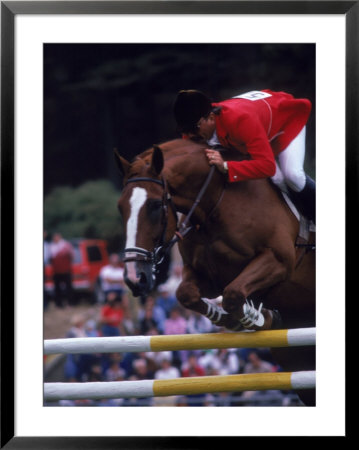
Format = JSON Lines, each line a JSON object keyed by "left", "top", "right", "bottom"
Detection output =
{"left": 271, "top": 126, "right": 307, "bottom": 193}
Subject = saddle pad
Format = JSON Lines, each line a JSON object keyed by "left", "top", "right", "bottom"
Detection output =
{"left": 281, "top": 192, "right": 316, "bottom": 241}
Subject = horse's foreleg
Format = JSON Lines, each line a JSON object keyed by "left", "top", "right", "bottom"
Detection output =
{"left": 176, "top": 265, "right": 240, "bottom": 329}
{"left": 222, "top": 248, "right": 292, "bottom": 330}
{"left": 176, "top": 266, "right": 207, "bottom": 315}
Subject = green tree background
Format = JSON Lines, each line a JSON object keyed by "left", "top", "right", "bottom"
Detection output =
{"left": 44, "top": 180, "right": 123, "bottom": 250}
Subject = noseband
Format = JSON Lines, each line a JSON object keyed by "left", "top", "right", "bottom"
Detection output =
{"left": 123, "top": 166, "right": 217, "bottom": 275}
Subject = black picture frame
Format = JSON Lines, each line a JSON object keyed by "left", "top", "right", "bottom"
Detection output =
{"left": 1, "top": 1, "right": 354, "bottom": 448}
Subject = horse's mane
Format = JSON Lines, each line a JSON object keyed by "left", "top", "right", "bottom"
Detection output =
{"left": 127, "top": 139, "right": 205, "bottom": 175}
{"left": 139, "top": 139, "right": 206, "bottom": 159}
{"left": 127, "top": 137, "right": 250, "bottom": 179}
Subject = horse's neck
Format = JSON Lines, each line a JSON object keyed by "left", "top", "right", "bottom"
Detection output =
{"left": 164, "top": 159, "right": 224, "bottom": 221}
{"left": 161, "top": 141, "right": 251, "bottom": 220}
{"left": 159, "top": 143, "right": 298, "bottom": 238}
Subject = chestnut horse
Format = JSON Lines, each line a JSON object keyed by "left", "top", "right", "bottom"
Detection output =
{"left": 115, "top": 138, "right": 315, "bottom": 405}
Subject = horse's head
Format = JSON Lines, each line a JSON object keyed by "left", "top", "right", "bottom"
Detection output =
{"left": 115, "top": 145, "right": 177, "bottom": 297}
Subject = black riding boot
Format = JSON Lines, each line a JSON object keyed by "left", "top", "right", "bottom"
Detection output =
{"left": 288, "top": 176, "right": 316, "bottom": 224}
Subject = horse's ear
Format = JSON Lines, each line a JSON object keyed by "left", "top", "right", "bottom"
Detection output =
{"left": 151, "top": 145, "right": 164, "bottom": 176}
{"left": 113, "top": 148, "right": 130, "bottom": 176}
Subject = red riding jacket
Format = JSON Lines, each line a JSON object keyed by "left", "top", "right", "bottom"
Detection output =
{"left": 211, "top": 90, "right": 312, "bottom": 182}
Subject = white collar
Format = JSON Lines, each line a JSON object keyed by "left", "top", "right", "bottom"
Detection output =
{"left": 207, "top": 130, "right": 220, "bottom": 147}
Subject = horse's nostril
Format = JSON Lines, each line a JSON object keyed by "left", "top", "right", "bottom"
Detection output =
{"left": 124, "top": 263, "right": 154, "bottom": 297}
{"left": 139, "top": 272, "right": 147, "bottom": 284}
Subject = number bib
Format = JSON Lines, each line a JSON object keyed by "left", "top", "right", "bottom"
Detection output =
{"left": 232, "top": 91, "right": 272, "bottom": 101}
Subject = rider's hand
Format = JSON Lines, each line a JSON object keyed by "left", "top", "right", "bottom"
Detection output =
{"left": 205, "top": 149, "right": 227, "bottom": 174}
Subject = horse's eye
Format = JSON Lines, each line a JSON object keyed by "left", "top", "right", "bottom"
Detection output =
{"left": 147, "top": 199, "right": 163, "bottom": 223}
{"left": 147, "top": 199, "right": 162, "bottom": 211}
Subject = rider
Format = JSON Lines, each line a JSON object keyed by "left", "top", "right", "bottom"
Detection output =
{"left": 173, "top": 89, "right": 315, "bottom": 224}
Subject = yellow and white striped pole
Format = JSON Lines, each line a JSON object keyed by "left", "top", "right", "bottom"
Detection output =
{"left": 44, "top": 371, "right": 315, "bottom": 401}
{"left": 44, "top": 328, "right": 315, "bottom": 355}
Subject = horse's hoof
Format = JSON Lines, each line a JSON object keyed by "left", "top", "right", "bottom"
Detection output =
{"left": 239, "top": 299, "right": 265, "bottom": 329}
{"left": 225, "top": 321, "right": 244, "bottom": 332}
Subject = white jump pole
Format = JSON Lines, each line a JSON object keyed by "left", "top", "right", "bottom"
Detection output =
{"left": 44, "top": 370, "right": 316, "bottom": 401}
{"left": 44, "top": 328, "right": 316, "bottom": 355}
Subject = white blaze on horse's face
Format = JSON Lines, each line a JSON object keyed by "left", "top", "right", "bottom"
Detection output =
{"left": 125, "top": 187, "right": 148, "bottom": 282}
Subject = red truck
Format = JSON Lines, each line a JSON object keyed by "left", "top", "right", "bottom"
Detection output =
{"left": 44, "top": 238, "right": 109, "bottom": 302}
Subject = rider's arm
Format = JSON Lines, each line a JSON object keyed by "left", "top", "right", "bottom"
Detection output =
{"left": 226, "top": 114, "right": 276, "bottom": 182}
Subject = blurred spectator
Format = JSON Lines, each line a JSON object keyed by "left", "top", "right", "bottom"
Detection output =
{"left": 99, "top": 253, "right": 125, "bottom": 299}
{"left": 49, "top": 232, "right": 75, "bottom": 307}
{"left": 217, "top": 349, "right": 241, "bottom": 375}
{"left": 43, "top": 230, "right": 51, "bottom": 310}
{"left": 121, "top": 308, "right": 138, "bottom": 336}
{"left": 181, "top": 353, "right": 205, "bottom": 377}
{"left": 105, "top": 358, "right": 126, "bottom": 382}
{"left": 186, "top": 310, "right": 214, "bottom": 334}
{"left": 155, "top": 353, "right": 181, "bottom": 380}
{"left": 64, "top": 314, "right": 86, "bottom": 381}
{"left": 198, "top": 348, "right": 240, "bottom": 376}
{"left": 44, "top": 230, "right": 51, "bottom": 265}
{"left": 157, "top": 264, "right": 182, "bottom": 297}
{"left": 243, "top": 351, "right": 274, "bottom": 374}
{"left": 88, "top": 363, "right": 104, "bottom": 382}
{"left": 174, "top": 348, "right": 200, "bottom": 369}
{"left": 181, "top": 353, "right": 206, "bottom": 406}
{"left": 138, "top": 296, "right": 166, "bottom": 335}
{"left": 155, "top": 285, "right": 177, "bottom": 318}
{"left": 125, "top": 358, "right": 153, "bottom": 406}
{"left": 175, "top": 396, "right": 188, "bottom": 406}
{"left": 66, "top": 313, "right": 87, "bottom": 338}
{"left": 58, "top": 399, "right": 95, "bottom": 407}
{"left": 97, "top": 398, "right": 124, "bottom": 407}
{"left": 154, "top": 353, "right": 181, "bottom": 406}
{"left": 130, "top": 358, "right": 152, "bottom": 380}
{"left": 64, "top": 313, "right": 95, "bottom": 382}
{"left": 85, "top": 319, "right": 99, "bottom": 337}
{"left": 241, "top": 350, "right": 276, "bottom": 402}
{"left": 141, "top": 353, "right": 158, "bottom": 379}
{"left": 198, "top": 349, "right": 218, "bottom": 373}
{"left": 138, "top": 306, "right": 160, "bottom": 336}
{"left": 164, "top": 307, "right": 187, "bottom": 335}
{"left": 100, "top": 291, "right": 126, "bottom": 337}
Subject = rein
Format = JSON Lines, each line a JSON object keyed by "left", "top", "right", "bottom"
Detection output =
{"left": 123, "top": 166, "right": 217, "bottom": 273}
{"left": 174, "top": 165, "right": 216, "bottom": 239}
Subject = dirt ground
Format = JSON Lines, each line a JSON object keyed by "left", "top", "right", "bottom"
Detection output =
{"left": 43, "top": 299, "right": 101, "bottom": 340}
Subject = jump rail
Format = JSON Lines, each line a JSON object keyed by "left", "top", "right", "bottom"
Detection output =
{"left": 44, "top": 370, "right": 315, "bottom": 401}
{"left": 44, "top": 327, "right": 316, "bottom": 355}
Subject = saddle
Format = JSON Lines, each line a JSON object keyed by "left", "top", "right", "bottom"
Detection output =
{"left": 279, "top": 190, "right": 316, "bottom": 266}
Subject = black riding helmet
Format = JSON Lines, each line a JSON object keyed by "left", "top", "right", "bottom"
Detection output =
{"left": 174, "top": 90, "right": 213, "bottom": 134}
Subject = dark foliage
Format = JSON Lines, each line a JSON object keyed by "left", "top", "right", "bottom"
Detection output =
{"left": 44, "top": 43, "right": 315, "bottom": 195}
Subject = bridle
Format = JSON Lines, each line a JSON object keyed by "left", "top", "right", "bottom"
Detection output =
{"left": 123, "top": 166, "right": 217, "bottom": 276}
{"left": 123, "top": 176, "right": 178, "bottom": 275}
